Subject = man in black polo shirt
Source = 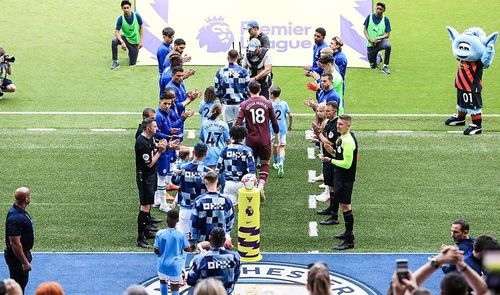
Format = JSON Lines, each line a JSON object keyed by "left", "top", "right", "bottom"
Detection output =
{"left": 135, "top": 118, "right": 178, "bottom": 248}
{"left": 4, "top": 187, "right": 34, "bottom": 293}
{"left": 321, "top": 114, "right": 358, "bottom": 250}
{"left": 313, "top": 101, "right": 341, "bottom": 226}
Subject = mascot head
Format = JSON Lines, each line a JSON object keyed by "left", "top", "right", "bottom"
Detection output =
{"left": 447, "top": 26, "right": 498, "bottom": 66}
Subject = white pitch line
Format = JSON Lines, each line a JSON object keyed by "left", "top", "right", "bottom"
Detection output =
{"left": 2, "top": 111, "right": 500, "bottom": 117}
{"left": 90, "top": 128, "right": 128, "bottom": 132}
{"left": 377, "top": 130, "right": 415, "bottom": 133}
{"left": 447, "top": 130, "right": 463, "bottom": 134}
{"left": 26, "top": 128, "right": 56, "bottom": 131}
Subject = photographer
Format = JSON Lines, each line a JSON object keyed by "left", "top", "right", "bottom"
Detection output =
{"left": 0, "top": 48, "right": 16, "bottom": 96}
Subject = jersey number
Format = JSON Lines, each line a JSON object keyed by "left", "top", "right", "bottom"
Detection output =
{"left": 250, "top": 108, "right": 266, "bottom": 124}
{"left": 205, "top": 131, "right": 222, "bottom": 146}
{"left": 203, "top": 107, "right": 210, "bottom": 118}
{"left": 462, "top": 93, "right": 472, "bottom": 104}
{"left": 275, "top": 110, "right": 282, "bottom": 120}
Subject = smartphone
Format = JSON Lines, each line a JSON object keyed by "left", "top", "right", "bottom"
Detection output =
{"left": 396, "top": 259, "right": 409, "bottom": 282}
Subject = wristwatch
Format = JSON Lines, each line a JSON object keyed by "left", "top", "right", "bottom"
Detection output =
{"left": 428, "top": 257, "right": 440, "bottom": 269}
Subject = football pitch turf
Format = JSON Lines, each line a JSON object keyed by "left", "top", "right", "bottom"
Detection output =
{"left": 0, "top": 1, "right": 500, "bottom": 292}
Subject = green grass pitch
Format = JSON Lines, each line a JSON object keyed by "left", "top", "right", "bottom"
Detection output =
{"left": 0, "top": 0, "right": 499, "bottom": 252}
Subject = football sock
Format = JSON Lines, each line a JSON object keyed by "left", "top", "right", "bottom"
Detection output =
{"left": 329, "top": 192, "right": 339, "bottom": 220}
{"left": 458, "top": 112, "right": 467, "bottom": 120}
{"left": 159, "top": 280, "right": 168, "bottom": 295}
{"left": 137, "top": 211, "right": 149, "bottom": 241}
{"left": 280, "top": 155, "right": 285, "bottom": 164}
{"left": 471, "top": 114, "right": 482, "bottom": 126}
{"left": 343, "top": 210, "right": 354, "bottom": 235}
{"left": 171, "top": 291, "right": 179, "bottom": 295}
{"left": 157, "top": 175, "right": 167, "bottom": 204}
{"left": 273, "top": 155, "right": 278, "bottom": 164}
{"left": 259, "top": 163, "right": 270, "bottom": 182}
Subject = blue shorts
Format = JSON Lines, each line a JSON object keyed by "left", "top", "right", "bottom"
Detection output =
{"left": 1, "top": 78, "right": 13, "bottom": 89}
{"left": 157, "top": 155, "right": 171, "bottom": 177}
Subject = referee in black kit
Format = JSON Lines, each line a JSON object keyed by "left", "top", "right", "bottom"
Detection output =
{"left": 4, "top": 187, "right": 34, "bottom": 293}
{"left": 135, "top": 118, "right": 179, "bottom": 248}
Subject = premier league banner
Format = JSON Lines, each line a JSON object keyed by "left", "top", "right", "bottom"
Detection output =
{"left": 136, "top": 0, "right": 372, "bottom": 67}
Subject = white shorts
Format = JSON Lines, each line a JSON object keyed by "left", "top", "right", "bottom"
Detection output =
{"left": 176, "top": 207, "right": 192, "bottom": 235}
{"left": 158, "top": 272, "right": 183, "bottom": 284}
{"left": 223, "top": 104, "right": 240, "bottom": 124}
{"left": 223, "top": 180, "right": 244, "bottom": 205}
{"left": 271, "top": 134, "right": 287, "bottom": 146}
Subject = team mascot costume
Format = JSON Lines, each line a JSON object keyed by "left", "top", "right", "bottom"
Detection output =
{"left": 444, "top": 26, "right": 498, "bottom": 135}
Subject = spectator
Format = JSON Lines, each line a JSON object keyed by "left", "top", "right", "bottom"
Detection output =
{"left": 465, "top": 235, "right": 498, "bottom": 275}
{"left": 111, "top": 0, "right": 143, "bottom": 69}
{"left": 0, "top": 279, "right": 23, "bottom": 295}
{"left": 34, "top": 281, "right": 65, "bottom": 295}
{"left": 389, "top": 245, "right": 489, "bottom": 295}
{"left": 122, "top": 284, "right": 148, "bottom": 295}
{"left": 193, "top": 278, "right": 227, "bottom": 295}
{"left": 306, "top": 262, "right": 332, "bottom": 295}
{"left": 187, "top": 227, "right": 241, "bottom": 295}
{"left": 442, "top": 219, "right": 475, "bottom": 274}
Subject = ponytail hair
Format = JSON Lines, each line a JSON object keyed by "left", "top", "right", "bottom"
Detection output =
{"left": 208, "top": 103, "right": 223, "bottom": 120}
{"left": 307, "top": 263, "right": 332, "bottom": 295}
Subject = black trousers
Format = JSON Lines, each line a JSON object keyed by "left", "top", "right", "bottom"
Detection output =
{"left": 111, "top": 35, "right": 139, "bottom": 65}
{"left": 4, "top": 249, "right": 32, "bottom": 293}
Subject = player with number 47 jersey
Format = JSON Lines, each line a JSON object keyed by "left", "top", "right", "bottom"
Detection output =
{"left": 236, "top": 81, "right": 278, "bottom": 201}
{"left": 200, "top": 104, "right": 230, "bottom": 168}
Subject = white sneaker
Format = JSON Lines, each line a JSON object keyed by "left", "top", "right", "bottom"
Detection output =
{"left": 315, "top": 193, "right": 330, "bottom": 202}
{"left": 159, "top": 203, "right": 172, "bottom": 213}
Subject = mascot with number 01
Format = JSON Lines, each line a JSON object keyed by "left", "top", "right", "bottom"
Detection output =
{"left": 444, "top": 26, "right": 498, "bottom": 135}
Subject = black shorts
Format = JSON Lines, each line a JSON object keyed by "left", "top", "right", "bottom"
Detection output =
{"left": 456, "top": 89, "right": 482, "bottom": 110}
{"left": 1, "top": 78, "right": 13, "bottom": 89}
{"left": 136, "top": 172, "right": 156, "bottom": 205}
{"left": 333, "top": 176, "right": 354, "bottom": 204}
{"left": 322, "top": 162, "right": 334, "bottom": 187}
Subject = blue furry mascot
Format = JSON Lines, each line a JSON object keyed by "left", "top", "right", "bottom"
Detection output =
{"left": 445, "top": 26, "right": 498, "bottom": 135}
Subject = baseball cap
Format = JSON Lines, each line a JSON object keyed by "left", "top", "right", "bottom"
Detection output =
{"left": 244, "top": 20, "right": 259, "bottom": 30}
{"left": 247, "top": 38, "right": 261, "bottom": 51}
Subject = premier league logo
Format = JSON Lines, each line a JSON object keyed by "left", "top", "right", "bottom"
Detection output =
{"left": 197, "top": 16, "right": 234, "bottom": 53}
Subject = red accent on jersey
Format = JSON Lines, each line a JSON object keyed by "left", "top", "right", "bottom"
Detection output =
{"left": 236, "top": 96, "right": 279, "bottom": 146}
{"left": 455, "top": 60, "right": 483, "bottom": 93}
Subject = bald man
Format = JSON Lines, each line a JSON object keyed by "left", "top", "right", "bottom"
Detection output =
{"left": 4, "top": 187, "right": 35, "bottom": 293}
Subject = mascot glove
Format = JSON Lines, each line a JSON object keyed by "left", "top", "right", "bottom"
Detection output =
{"left": 306, "top": 81, "right": 319, "bottom": 92}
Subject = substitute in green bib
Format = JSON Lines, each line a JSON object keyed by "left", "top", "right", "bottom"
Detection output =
{"left": 363, "top": 2, "right": 392, "bottom": 74}
{"left": 111, "top": 0, "right": 144, "bottom": 70}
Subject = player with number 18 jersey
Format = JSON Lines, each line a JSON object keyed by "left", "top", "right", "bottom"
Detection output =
{"left": 236, "top": 84, "right": 278, "bottom": 199}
